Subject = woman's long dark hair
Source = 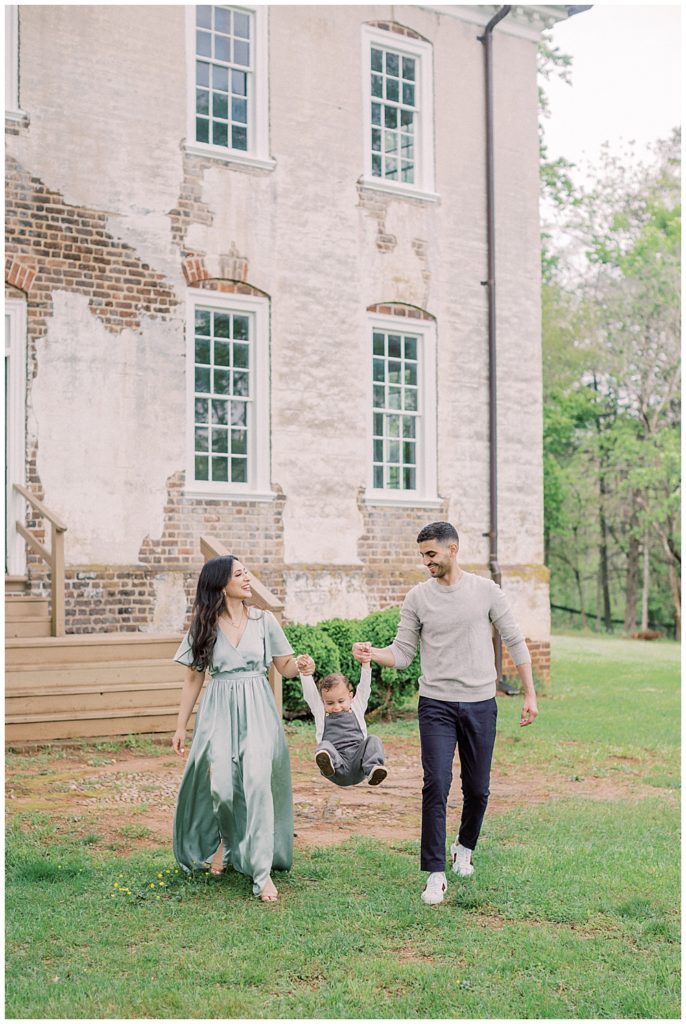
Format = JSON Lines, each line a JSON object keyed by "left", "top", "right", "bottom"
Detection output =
{"left": 188, "top": 555, "right": 239, "bottom": 670}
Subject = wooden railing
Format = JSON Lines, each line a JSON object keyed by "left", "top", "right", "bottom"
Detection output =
{"left": 200, "top": 535, "right": 286, "bottom": 715}
{"left": 13, "top": 484, "right": 67, "bottom": 637}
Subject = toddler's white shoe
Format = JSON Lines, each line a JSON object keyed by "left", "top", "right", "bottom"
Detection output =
{"left": 367, "top": 765, "right": 388, "bottom": 786}
{"left": 450, "top": 841, "right": 475, "bottom": 877}
{"left": 421, "top": 871, "right": 447, "bottom": 905}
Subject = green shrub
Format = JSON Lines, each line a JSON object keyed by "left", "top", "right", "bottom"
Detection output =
{"left": 318, "top": 617, "right": 364, "bottom": 684}
{"left": 359, "top": 607, "right": 421, "bottom": 716}
{"left": 281, "top": 623, "right": 340, "bottom": 718}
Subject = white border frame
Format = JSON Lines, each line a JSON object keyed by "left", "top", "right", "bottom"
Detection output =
{"left": 185, "top": 288, "right": 274, "bottom": 499}
{"left": 184, "top": 3, "right": 274, "bottom": 170}
{"left": 365, "top": 311, "right": 439, "bottom": 505}
{"left": 5, "top": 5, "right": 24, "bottom": 120}
{"left": 360, "top": 24, "right": 437, "bottom": 202}
{"left": 5, "top": 297, "right": 27, "bottom": 574}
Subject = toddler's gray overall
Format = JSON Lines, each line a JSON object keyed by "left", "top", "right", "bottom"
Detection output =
{"left": 316, "top": 711, "right": 385, "bottom": 787}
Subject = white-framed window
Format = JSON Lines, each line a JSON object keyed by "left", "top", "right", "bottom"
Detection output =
{"left": 185, "top": 5, "right": 273, "bottom": 170}
{"left": 367, "top": 313, "right": 438, "bottom": 503}
{"left": 5, "top": 5, "right": 22, "bottom": 119}
{"left": 186, "top": 289, "right": 272, "bottom": 498}
{"left": 361, "top": 25, "right": 436, "bottom": 201}
{"left": 5, "top": 296, "right": 27, "bottom": 574}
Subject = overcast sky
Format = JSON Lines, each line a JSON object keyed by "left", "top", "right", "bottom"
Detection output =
{"left": 541, "top": 2, "right": 681, "bottom": 179}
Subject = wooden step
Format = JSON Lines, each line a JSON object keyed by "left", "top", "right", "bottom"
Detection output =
{"left": 5, "top": 596, "right": 50, "bottom": 619}
{"left": 5, "top": 575, "right": 29, "bottom": 594}
{"left": 5, "top": 658, "right": 184, "bottom": 691}
{"left": 6, "top": 679, "right": 200, "bottom": 716}
{"left": 5, "top": 619, "right": 52, "bottom": 639}
{"left": 6, "top": 707, "right": 197, "bottom": 743}
{"left": 5, "top": 633, "right": 182, "bottom": 667}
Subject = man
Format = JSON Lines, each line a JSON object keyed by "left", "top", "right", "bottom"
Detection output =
{"left": 352, "top": 521, "right": 538, "bottom": 906}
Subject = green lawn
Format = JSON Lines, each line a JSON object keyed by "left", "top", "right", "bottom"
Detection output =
{"left": 5, "top": 633, "right": 680, "bottom": 1019}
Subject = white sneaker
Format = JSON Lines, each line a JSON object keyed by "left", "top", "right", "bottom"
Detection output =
{"left": 450, "top": 841, "right": 475, "bottom": 877}
{"left": 421, "top": 871, "right": 447, "bottom": 905}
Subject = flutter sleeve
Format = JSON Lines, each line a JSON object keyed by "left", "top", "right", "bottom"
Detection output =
{"left": 300, "top": 674, "right": 326, "bottom": 744}
{"left": 263, "top": 610, "right": 294, "bottom": 666}
{"left": 173, "top": 630, "right": 195, "bottom": 667}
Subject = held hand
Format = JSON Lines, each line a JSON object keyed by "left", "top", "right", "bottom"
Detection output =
{"left": 295, "top": 654, "right": 315, "bottom": 675}
{"left": 519, "top": 697, "right": 538, "bottom": 727}
{"left": 172, "top": 729, "right": 186, "bottom": 755}
{"left": 352, "top": 641, "right": 372, "bottom": 665}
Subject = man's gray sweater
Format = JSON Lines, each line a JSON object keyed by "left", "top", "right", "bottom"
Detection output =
{"left": 389, "top": 572, "right": 531, "bottom": 702}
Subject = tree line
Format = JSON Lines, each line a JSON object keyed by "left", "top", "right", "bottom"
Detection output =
{"left": 538, "top": 38, "right": 680, "bottom": 639}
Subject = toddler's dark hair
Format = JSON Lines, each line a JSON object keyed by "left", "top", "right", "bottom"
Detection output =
{"left": 317, "top": 672, "right": 354, "bottom": 694}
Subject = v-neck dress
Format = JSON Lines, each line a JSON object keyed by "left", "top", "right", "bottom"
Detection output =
{"left": 172, "top": 610, "right": 294, "bottom": 896}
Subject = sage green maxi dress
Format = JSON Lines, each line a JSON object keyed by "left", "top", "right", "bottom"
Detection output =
{"left": 172, "top": 610, "right": 294, "bottom": 896}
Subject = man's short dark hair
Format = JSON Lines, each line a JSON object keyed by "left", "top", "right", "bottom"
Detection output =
{"left": 416, "top": 521, "right": 459, "bottom": 545}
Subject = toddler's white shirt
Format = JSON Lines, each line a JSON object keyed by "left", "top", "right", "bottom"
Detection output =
{"left": 299, "top": 665, "right": 372, "bottom": 744}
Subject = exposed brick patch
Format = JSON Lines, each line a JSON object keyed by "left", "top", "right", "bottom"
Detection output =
{"left": 503, "top": 640, "right": 551, "bottom": 685}
{"left": 5, "top": 253, "right": 36, "bottom": 293}
{"left": 195, "top": 279, "right": 267, "bottom": 297}
{"left": 168, "top": 151, "right": 215, "bottom": 256}
{"left": 367, "top": 302, "right": 435, "bottom": 321}
{"left": 182, "top": 254, "right": 209, "bottom": 285}
{"left": 5, "top": 156, "right": 178, "bottom": 334}
{"left": 367, "top": 20, "right": 430, "bottom": 43}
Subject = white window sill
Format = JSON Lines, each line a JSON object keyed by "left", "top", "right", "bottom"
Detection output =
{"left": 184, "top": 486, "right": 278, "bottom": 503}
{"left": 364, "top": 492, "right": 443, "bottom": 509}
{"left": 184, "top": 143, "right": 276, "bottom": 172}
{"left": 358, "top": 176, "right": 440, "bottom": 204}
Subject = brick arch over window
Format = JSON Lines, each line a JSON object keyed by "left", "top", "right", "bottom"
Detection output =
{"left": 5, "top": 255, "right": 37, "bottom": 295}
{"left": 365, "top": 20, "right": 431, "bottom": 44}
{"left": 182, "top": 254, "right": 267, "bottom": 299}
{"left": 367, "top": 301, "right": 435, "bottom": 322}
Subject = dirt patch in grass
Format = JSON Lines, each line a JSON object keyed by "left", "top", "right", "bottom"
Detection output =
{"left": 5, "top": 733, "right": 675, "bottom": 855}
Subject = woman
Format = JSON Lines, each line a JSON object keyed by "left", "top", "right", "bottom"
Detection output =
{"left": 171, "top": 554, "right": 306, "bottom": 902}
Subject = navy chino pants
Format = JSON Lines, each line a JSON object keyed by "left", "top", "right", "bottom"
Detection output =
{"left": 418, "top": 695, "right": 498, "bottom": 872}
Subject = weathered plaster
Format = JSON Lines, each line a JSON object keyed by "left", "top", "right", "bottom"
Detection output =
{"left": 32, "top": 292, "right": 185, "bottom": 564}
{"left": 145, "top": 573, "right": 189, "bottom": 634}
{"left": 284, "top": 569, "right": 369, "bottom": 624}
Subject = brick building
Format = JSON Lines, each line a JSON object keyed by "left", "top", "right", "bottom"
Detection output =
{"left": 5, "top": 4, "right": 563, "bottom": 682}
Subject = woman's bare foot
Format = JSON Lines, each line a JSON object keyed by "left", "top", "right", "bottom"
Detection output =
{"left": 210, "top": 844, "right": 225, "bottom": 875}
{"left": 259, "top": 877, "right": 278, "bottom": 902}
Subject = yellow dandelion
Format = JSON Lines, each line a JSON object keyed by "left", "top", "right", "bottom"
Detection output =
{"left": 113, "top": 883, "right": 119, "bottom": 889}
{"left": 156, "top": 895, "right": 161, "bottom": 901}
{"left": 165, "top": 869, "right": 171, "bottom": 874}
{"left": 157, "top": 873, "right": 163, "bottom": 879}
{"left": 149, "top": 883, "right": 155, "bottom": 888}
{"left": 159, "top": 881, "right": 165, "bottom": 887}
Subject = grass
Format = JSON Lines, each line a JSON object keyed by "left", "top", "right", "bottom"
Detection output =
{"left": 5, "top": 633, "right": 680, "bottom": 1019}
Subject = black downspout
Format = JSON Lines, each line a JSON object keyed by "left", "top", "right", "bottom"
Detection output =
{"left": 478, "top": 6, "right": 511, "bottom": 686}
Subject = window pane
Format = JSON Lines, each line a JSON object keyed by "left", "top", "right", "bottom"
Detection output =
{"left": 212, "top": 428, "right": 229, "bottom": 454}
{"left": 232, "top": 69, "right": 247, "bottom": 95}
{"left": 385, "top": 159, "right": 398, "bottom": 179}
{"left": 384, "top": 106, "right": 397, "bottom": 129}
{"left": 371, "top": 154, "right": 382, "bottom": 177}
{"left": 212, "top": 92, "right": 228, "bottom": 119}
{"left": 195, "top": 426, "right": 209, "bottom": 452}
{"left": 232, "top": 96, "right": 247, "bottom": 124}
{"left": 232, "top": 428, "right": 247, "bottom": 454}
{"left": 373, "top": 358, "right": 385, "bottom": 382}
{"left": 403, "top": 82, "right": 415, "bottom": 106}
{"left": 403, "top": 441, "right": 416, "bottom": 465}
{"left": 196, "top": 89, "right": 210, "bottom": 115}
{"left": 234, "top": 39, "right": 250, "bottom": 66}
{"left": 373, "top": 439, "right": 383, "bottom": 461}
{"left": 388, "top": 465, "right": 400, "bottom": 489}
{"left": 388, "top": 440, "right": 400, "bottom": 464}
{"left": 371, "top": 102, "right": 381, "bottom": 126}
{"left": 233, "top": 315, "right": 249, "bottom": 340}
{"left": 214, "top": 340, "right": 231, "bottom": 367}
{"left": 400, "top": 108, "right": 413, "bottom": 128}
{"left": 214, "top": 312, "right": 231, "bottom": 338}
{"left": 214, "top": 368, "right": 231, "bottom": 395}
{"left": 215, "top": 35, "right": 231, "bottom": 62}
{"left": 233, "top": 342, "right": 249, "bottom": 368}
{"left": 373, "top": 412, "right": 384, "bottom": 435}
{"left": 388, "top": 335, "right": 401, "bottom": 358}
{"left": 373, "top": 384, "right": 385, "bottom": 408}
{"left": 388, "top": 359, "right": 401, "bottom": 384}
{"left": 371, "top": 47, "right": 383, "bottom": 72}
{"left": 195, "top": 338, "right": 210, "bottom": 364}
{"left": 404, "top": 363, "right": 417, "bottom": 386}
{"left": 195, "top": 367, "right": 211, "bottom": 393}
{"left": 197, "top": 6, "right": 212, "bottom": 29}
{"left": 387, "top": 415, "right": 400, "bottom": 438}
{"left": 213, "top": 65, "right": 229, "bottom": 92}
{"left": 196, "top": 61, "right": 210, "bottom": 87}
{"left": 195, "top": 455, "right": 209, "bottom": 480}
{"left": 371, "top": 128, "right": 382, "bottom": 152}
{"left": 384, "top": 131, "right": 397, "bottom": 154}
{"left": 373, "top": 331, "right": 385, "bottom": 355}
{"left": 213, "top": 121, "right": 228, "bottom": 147}
{"left": 385, "top": 51, "right": 399, "bottom": 76}
{"left": 212, "top": 457, "right": 229, "bottom": 482}
{"left": 234, "top": 11, "right": 250, "bottom": 38}
{"left": 371, "top": 74, "right": 383, "bottom": 98}
{"left": 404, "top": 336, "right": 417, "bottom": 360}
{"left": 196, "top": 30, "right": 212, "bottom": 57}
{"left": 373, "top": 465, "right": 384, "bottom": 488}
{"left": 401, "top": 164, "right": 414, "bottom": 183}
{"left": 212, "top": 399, "right": 229, "bottom": 425}
{"left": 195, "top": 308, "right": 211, "bottom": 335}
{"left": 386, "top": 77, "right": 399, "bottom": 103}
{"left": 215, "top": 7, "right": 231, "bottom": 33}
{"left": 232, "top": 125, "right": 247, "bottom": 150}
{"left": 232, "top": 370, "right": 250, "bottom": 397}
{"left": 195, "top": 398, "right": 209, "bottom": 423}
{"left": 230, "top": 401, "right": 247, "bottom": 427}
{"left": 403, "top": 415, "right": 416, "bottom": 438}
{"left": 403, "top": 388, "right": 418, "bottom": 412}
{"left": 196, "top": 117, "right": 209, "bottom": 143}
{"left": 231, "top": 458, "right": 248, "bottom": 483}
{"left": 388, "top": 386, "right": 401, "bottom": 410}
{"left": 403, "top": 466, "right": 416, "bottom": 490}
